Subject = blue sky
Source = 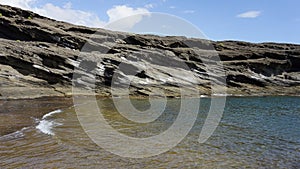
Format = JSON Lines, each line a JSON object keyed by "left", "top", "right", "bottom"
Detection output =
{"left": 0, "top": 0, "right": 299, "bottom": 44}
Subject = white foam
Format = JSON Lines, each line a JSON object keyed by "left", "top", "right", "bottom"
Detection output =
{"left": 36, "top": 109, "right": 63, "bottom": 136}
{"left": 36, "top": 120, "right": 61, "bottom": 135}
{"left": 0, "top": 127, "right": 29, "bottom": 139}
{"left": 42, "top": 109, "right": 63, "bottom": 119}
{"left": 212, "top": 93, "right": 232, "bottom": 97}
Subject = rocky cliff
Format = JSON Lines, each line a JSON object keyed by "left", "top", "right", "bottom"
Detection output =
{"left": 0, "top": 5, "right": 300, "bottom": 99}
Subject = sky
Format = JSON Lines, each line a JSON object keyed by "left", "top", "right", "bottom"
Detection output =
{"left": 0, "top": 0, "right": 299, "bottom": 44}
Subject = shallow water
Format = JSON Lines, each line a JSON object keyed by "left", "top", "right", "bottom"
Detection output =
{"left": 0, "top": 96, "right": 299, "bottom": 168}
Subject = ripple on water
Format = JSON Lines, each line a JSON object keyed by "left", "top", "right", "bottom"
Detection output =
{"left": 0, "top": 96, "right": 300, "bottom": 168}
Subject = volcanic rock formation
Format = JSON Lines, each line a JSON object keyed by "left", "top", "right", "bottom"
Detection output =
{"left": 0, "top": 5, "right": 300, "bottom": 99}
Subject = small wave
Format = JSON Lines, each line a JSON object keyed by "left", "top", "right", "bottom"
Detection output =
{"left": 212, "top": 93, "right": 232, "bottom": 97}
{"left": 0, "top": 127, "right": 29, "bottom": 140}
{"left": 36, "top": 109, "right": 63, "bottom": 136}
{"left": 42, "top": 109, "right": 63, "bottom": 119}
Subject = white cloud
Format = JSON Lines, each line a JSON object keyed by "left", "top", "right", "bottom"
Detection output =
{"left": 237, "top": 11, "right": 261, "bottom": 18}
{"left": 107, "top": 5, "right": 150, "bottom": 22}
{"left": 0, "top": 0, "right": 35, "bottom": 10}
{"left": 145, "top": 4, "right": 154, "bottom": 9}
{"left": 106, "top": 5, "right": 150, "bottom": 31}
{"left": 183, "top": 10, "right": 195, "bottom": 14}
{"left": 63, "top": 2, "right": 72, "bottom": 9}
{"left": 169, "top": 6, "right": 176, "bottom": 9}
{"left": 33, "top": 3, "right": 106, "bottom": 27}
{"left": 0, "top": 1, "right": 150, "bottom": 29}
{"left": 0, "top": 0, "right": 105, "bottom": 27}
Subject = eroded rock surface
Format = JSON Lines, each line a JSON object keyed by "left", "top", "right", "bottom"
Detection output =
{"left": 0, "top": 5, "right": 300, "bottom": 99}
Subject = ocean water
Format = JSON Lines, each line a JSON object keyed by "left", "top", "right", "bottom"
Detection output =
{"left": 0, "top": 96, "right": 299, "bottom": 168}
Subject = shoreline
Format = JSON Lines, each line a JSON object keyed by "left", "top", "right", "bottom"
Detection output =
{"left": 1, "top": 93, "right": 300, "bottom": 101}
{"left": 1, "top": 93, "right": 299, "bottom": 137}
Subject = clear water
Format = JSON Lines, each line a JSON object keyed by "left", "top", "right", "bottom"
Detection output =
{"left": 0, "top": 96, "right": 299, "bottom": 168}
